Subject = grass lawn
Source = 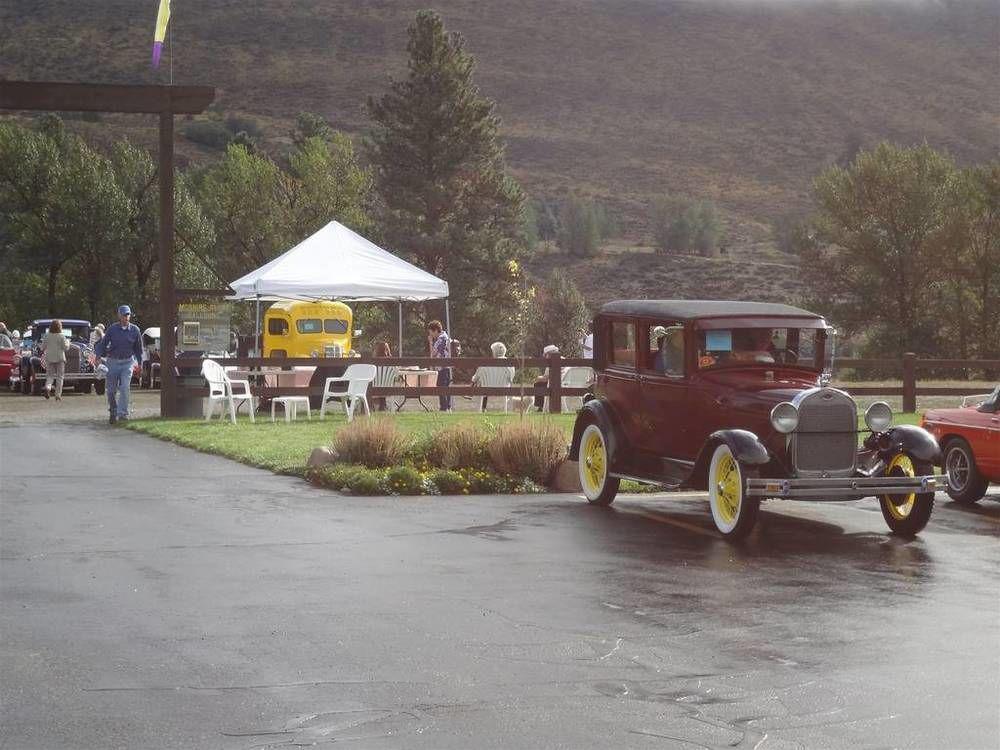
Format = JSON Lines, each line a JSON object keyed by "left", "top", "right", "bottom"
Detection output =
{"left": 124, "top": 412, "right": 578, "bottom": 476}
{"left": 124, "top": 410, "right": 921, "bottom": 478}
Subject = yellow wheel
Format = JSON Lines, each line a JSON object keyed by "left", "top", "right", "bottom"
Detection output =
{"left": 708, "top": 443, "right": 760, "bottom": 539}
{"left": 878, "top": 452, "right": 934, "bottom": 536}
{"left": 578, "top": 423, "right": 620, "bottom": 505}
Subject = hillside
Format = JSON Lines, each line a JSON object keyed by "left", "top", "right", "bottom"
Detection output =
{"left": 2, "top": 0, "right": 997, "bottom": 301}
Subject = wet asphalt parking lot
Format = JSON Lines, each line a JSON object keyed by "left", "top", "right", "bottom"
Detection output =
{"left": 1, "top": 418, "right": 998, "bottom": 750}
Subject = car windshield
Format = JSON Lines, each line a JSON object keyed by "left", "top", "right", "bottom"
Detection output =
{"left": 696, "top": 327, "right": 834, "bottom": 373}
{"left": 36, "top": 325, "right": 86, "bottom": 341}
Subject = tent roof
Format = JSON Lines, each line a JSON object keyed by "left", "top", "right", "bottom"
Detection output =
{"left": 228, "top": 221, "right": 448, "bottom": 302}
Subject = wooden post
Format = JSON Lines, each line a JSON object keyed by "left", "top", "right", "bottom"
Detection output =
{"left": 548, "top": 353, "right": 562, "bottom": 414}
{"left": 158, "top": 111, "right": 177, "bottom": 417}
{"left": 902, "top": 352, "right": 917, "bottom": 414}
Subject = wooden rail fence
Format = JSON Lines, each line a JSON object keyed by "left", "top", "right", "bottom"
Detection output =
{"left": 175, "top": 354, "right": 999, "bottom": 415}
{"left": 835, "top": 354, "right": 999, "bottom": 412}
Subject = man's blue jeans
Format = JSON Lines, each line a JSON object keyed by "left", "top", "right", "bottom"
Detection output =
{"left": 106, "top": 358, "right": 134, "bottom": 418}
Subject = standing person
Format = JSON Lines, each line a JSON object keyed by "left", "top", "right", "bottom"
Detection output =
{"left": 41, "top": 320, "right": 71, "bottom": 401}
{"left": 94, "top": 305, "right": 143, "bottom": 424}
{"left": 426, "top": 320, "right": 452, "bottom": 412}
{"left": 89, "top": 322, "right": 105, "bottom": 348}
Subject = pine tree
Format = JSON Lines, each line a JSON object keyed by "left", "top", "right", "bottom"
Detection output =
{"left": 366, "top": 10, "right": 527, "bottom": 352}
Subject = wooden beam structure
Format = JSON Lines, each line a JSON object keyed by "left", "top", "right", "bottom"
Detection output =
{"left": 0, "top": 80, "right": 214, "bottom": 114}
{"left": 0, "top": 80, "right": 215, "bottom": 417}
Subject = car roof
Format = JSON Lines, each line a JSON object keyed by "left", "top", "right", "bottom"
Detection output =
{"left": 597, "top": 300, "right": 823, "bottom": 321}
{"left": 32, "top": 318, "right": 91, "bottom": 326}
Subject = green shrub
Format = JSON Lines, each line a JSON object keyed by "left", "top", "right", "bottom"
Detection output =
{"left": 225, "top": 114, "right": 262, "bottom": 138}
{"left": 348, "top": 469, "right": 384, "bottom": 495}
{"left": 487, "top": 421, "right": 566, "bottom": 485}
{"left": 428, "top": 468, "right": 467, "bottom": 494}
{"left": 182, "top": 120, "right": 232, "bottom": 150}
{"left": 332, "top": 418, "right": 410, "bottom": 468}
{"left": 426, "top": 422, "right": 491, "bottom": 469}
{"left": 385, "top": 465, "right": 425, "bottom": 495}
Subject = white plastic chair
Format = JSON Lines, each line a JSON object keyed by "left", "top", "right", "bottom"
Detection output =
{"left": 472, "top": 365, "right": 516, "bottom": 412}
{"left": 202, "top": 360, "right": 255, "bottom": 424}
{"left": 320, "top": 364, "right": 377, "bottom": 421}
{"left": 373, "top": 365, "right": 400, "bottom": 411}
{"left": 544, "top": 366, "right": 594, "bottom": 412}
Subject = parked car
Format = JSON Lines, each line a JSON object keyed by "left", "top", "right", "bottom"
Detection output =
{"left": 921, "top": 386, "right": 999, "bottom": 504}
{"left": 17, "top": 319, "right": 105, "bottom": 395}
{"left": 8, "top": 335, "right": 32, "bottom": 391}
{"left": 568, "top": 300, "right": 945, "bottom": 539}
{"left": 0, "top": 332, "right": 15, "bottom": 385}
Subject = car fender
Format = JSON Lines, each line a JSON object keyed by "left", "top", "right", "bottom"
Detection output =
{"left": 879, "top": 424, "right": 941, "bottom": 464}
{"left": 568, "top": 398, "right": 626, "bottom": 468}
{"left": 691, "top": 429, "right": 771, "bottom": 489}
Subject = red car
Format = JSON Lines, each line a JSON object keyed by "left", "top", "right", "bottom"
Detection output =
{"left": 922, "top": 386, "right": 1000, "bottom": 504}
{"left": 0, "top": 333, "right": 15, "bottom": 385}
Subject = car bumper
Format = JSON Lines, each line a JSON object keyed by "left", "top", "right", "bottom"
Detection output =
{"left": 746, "top": 474, "right": 947, "bottom": 498}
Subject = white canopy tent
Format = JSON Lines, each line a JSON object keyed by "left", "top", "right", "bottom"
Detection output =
{"left": 228, "top": 221, "right": 449, "bottom": 354}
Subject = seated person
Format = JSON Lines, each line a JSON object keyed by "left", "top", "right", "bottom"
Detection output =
{"left": 654, "top": 329, "right": 684, "bottom": 375}
{"left": 472, "top": 341, "right": 515, "bottom": 411}
{"left": 534, "top": 344, "right": 560, "bottom": 411}
{"left": 731, "top": 329, "right": 775, "bottom": 364}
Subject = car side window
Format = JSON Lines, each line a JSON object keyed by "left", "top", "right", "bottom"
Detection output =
{"left": 609, "top": 321, "right": 636, "bottom": 368}
{"left": 645, "top": 323, "right": 684, "bottom": 376}
{"left": 268, "top": 319, "right": 289, "bottom": 335}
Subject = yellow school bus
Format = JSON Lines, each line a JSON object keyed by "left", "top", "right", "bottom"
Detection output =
{"left": 263, "top": 301, "right": 353, "bottom": 358}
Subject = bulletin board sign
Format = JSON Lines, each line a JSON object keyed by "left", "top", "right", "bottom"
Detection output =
{"left": 177, "top": 302, "right": 232, "bottom": 353}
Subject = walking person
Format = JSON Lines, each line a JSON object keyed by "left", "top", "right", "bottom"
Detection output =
{"left": 93, "top": 305, "right": 143, "bottom": 424}
{"left": 41, "top": 319, "right": 71, "bottom": 401}
{"left": 426, "top": 320, "right": 452, "bottom": 412}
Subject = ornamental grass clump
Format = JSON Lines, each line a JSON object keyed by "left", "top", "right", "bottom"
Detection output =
{"left": 487, "top": 421, "right": 566, "bottom": 486}
{"left": 332, "top": 418, "right": 410, "bottom": 468}
{"left": 426, "top": 422, "right": 491, "bottom": 469}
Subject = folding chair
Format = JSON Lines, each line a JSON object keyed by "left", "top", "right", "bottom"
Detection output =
{"left": 543, "top": 366, "right": 594, "bottom": 412}
{"left": 320, "top": 364, "right": 376, "bottom": 421}
{"left": 373, "top": 365, "right": 400, "bottom": 411}
{"left": 472, "top": 365, "right": 516, "bottom": 412}
{"left": 202, "top": 360, "right": 255, "bottom": 424}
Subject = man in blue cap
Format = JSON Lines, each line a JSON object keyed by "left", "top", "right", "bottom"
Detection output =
{"left": 94, "top": 305, "right": 143, "bottom": 424}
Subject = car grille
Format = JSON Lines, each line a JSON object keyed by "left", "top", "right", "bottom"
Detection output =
{"left": 794, "top": 388, "right": 857, "bottom": 474}
{"left": 66, "top": 345, "right": 81, "bottom": 374}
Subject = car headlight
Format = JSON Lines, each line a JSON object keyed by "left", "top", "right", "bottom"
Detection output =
{"left": 865, "top": 401, "right": 893, "bottom": 432}
{"left": 770, "top": 402, "right": 799, "bottom": 434}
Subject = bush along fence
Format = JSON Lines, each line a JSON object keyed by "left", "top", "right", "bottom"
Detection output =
{"left": 181, "top": 355, "right": 592, "bottom": 414}
{"left": 835, "top": 354, "right": 1000, "bottom": 412}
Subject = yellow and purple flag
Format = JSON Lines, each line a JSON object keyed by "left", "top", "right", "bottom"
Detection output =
{"left": 151, "top": 0, "right": 171, "bottom": 69}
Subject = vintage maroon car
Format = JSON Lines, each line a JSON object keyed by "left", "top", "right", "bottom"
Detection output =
{"left": 569, "top": 300, "right": 945, "bottom": 539}
{"left": 921, "top": 386, "right": 999, "bottom": 504}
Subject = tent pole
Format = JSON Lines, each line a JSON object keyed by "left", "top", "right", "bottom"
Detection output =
{"left": 398, "top": 300, "right": 403, "bottom": 356}
{"left": 255, "top": 295, "right": 261, "bottom": 356}
{"left": 444, "top": 299, "right": 451, "bottom": 335}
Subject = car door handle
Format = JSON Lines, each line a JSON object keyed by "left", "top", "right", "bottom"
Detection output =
{"left": 715, "top": 396, "right": 729, "bottom": 406}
